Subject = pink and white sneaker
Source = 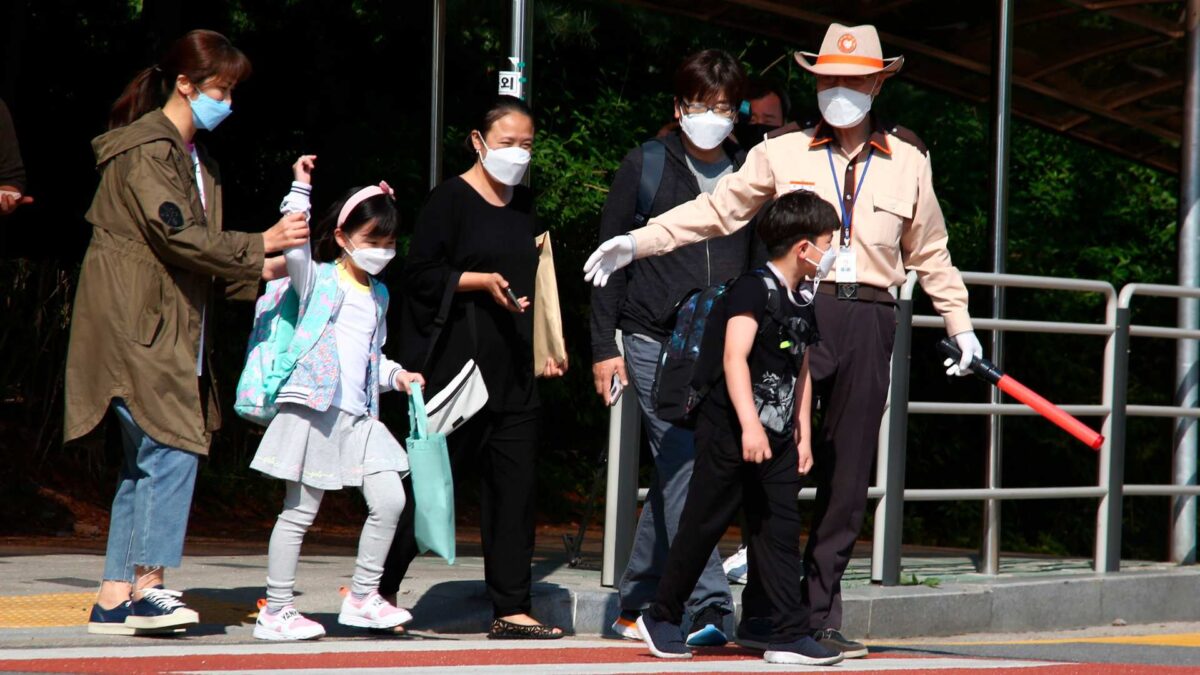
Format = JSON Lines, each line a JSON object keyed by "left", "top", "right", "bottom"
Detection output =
{"left": 338, "top": 590, "right": 413, "bottom": 629}
{"left": 253, "top": 605, "right": 326, "bottom": 641}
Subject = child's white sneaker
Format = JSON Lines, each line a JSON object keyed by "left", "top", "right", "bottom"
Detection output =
{"left": 254, "top": 605, "right": 326, "bottom": 641}
{"left": 338, "top": 590, "right": 413, "bottom": 629}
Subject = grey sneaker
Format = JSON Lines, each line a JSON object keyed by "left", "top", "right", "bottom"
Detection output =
{"left": 813, "top": 628, "right": 868, "bottom": 658}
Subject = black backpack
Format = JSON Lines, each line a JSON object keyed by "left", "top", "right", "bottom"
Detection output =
{"left": 651, "top": 269, "right": 800, "bottom": 428}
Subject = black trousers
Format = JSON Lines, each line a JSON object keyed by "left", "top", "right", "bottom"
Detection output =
{"left": 649, "top": 404, "right": 809, "bottom": 643}
{"left": 784, "top": 293, "right": 895, "bottom": 632}
{"left": 379, "top": 407, "right": 539, "bottom": 618}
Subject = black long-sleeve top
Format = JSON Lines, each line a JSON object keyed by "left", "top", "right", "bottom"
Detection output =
{"left": 398, "top": 176, "right": 539, "bottom": 412}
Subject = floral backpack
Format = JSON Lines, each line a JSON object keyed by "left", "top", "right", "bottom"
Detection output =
{"left": 234, "top": 279, "right": 301, "bottom": 426}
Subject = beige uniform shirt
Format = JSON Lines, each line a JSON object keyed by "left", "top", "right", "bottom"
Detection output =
{"left": 631, "top": 118, "right": 972, "bottom": 336}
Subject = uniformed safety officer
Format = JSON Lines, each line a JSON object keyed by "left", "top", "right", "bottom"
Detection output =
{"left": 584, "top": 23, "right": 984, "bottom": 659}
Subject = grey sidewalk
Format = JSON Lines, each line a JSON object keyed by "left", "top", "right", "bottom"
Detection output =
{"left": 1, "top": 548, "right": 1198, "bottom": 648}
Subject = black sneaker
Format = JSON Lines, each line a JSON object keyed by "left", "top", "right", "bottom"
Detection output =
{"left": 685, "top": 604, "right": 728, "bottom": 647}
{"left": 734, "top": 616, "right": 772, "bottom": 651}
{"left": 813, "top": 628, "right": 868, "bottom": 658}
{"left": 636, "top": 611, "right": 692, "bottom": 659}
{"left": 764, "top": 635, "right": 845, "bottom": 666}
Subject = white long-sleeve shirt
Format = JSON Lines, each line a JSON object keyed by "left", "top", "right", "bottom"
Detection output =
{"left": 280, "top": 181, "right": 404, "bottom": 416}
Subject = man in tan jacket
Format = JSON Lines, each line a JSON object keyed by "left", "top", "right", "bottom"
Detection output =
{"left": 585, "top": 24, "right": 984, "bottom": 658}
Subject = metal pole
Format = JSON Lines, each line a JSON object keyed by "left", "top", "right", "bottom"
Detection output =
{"left": 870, "top": 384, "right": 891, "bottom": 583}
{"left": 510, "top": 0, "right": 532, "bottom": 103}
{"left": 428, "top": 0, "right": 446, "bottom": 191}
{"left": 879, "top": 294, "right": 914, "bottom": 585}
{"left": 1096, "top": 306, "right": 1129, "bottom": 572}
{"left": 982, "top": 0, "right": 1014, "bottom": 576}
{"left": 1173, "top": 0, "right": 1200, "bottom": 566}
{"left": 602, "top": 332, "right": 641, "bottom": 586}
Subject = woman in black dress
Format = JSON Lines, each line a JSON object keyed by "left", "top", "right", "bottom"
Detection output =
{"left": 380, "top": 96, "right": 567, "bottom": 639}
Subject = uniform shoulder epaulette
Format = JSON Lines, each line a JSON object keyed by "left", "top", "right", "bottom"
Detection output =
{"left": 887, "top": 123, "right": 928, "bottom": 156}
{"left": 765, "top": 121, "right": 802, "bottom": 140}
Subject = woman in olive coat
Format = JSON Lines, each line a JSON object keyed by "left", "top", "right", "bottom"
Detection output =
{"left": 66, "top": 29, "right": 307, "bottom": 635}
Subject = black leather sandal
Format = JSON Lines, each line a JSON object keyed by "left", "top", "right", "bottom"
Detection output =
{"left": 488, "top": 618, "right": 565, "bottom": 640}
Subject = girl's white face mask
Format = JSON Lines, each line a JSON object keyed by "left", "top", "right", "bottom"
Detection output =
{"left": 343, "top": 238, "right": 396, "bottom": 276}
{"left": 478, "top": 135, "right": 531, "bottom": 186}
{"left": 817, "top": 86, "right": 874, "bottom": 129}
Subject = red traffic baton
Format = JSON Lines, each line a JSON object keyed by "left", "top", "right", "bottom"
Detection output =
{"left": 937, "top": 338, "right": 1104, "bottom": 451}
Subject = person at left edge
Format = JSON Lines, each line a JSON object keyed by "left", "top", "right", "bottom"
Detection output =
{"left": 65, "top": 29, "right": 309, "bottom": 636}
{"left": 0, "top": 98, "right": 32, "bottom": 216}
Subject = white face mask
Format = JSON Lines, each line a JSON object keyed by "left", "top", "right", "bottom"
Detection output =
{"left": 817, "top": 86, "right": 874, "bottom": 129}
{"left": 804, "top": 241, "right": 836, "bottom": 280}
{"left": 477, "top": 136, "right": 531, "bottom": 186}
{"left": 679, "top": 110, "right": 734, "bottom": 150}
{"left": 343, "top": 239, "right": 396, "bottom": 276}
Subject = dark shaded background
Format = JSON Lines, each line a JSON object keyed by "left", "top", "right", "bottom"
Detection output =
{"left": 0, "top": 0, "right": 1185, "bottom": 561}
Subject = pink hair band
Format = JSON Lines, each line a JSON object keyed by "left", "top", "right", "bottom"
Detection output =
{"left": 336, "top": 181, "right": 395, "bottom": 228}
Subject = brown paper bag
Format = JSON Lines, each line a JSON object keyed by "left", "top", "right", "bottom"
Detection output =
{"left": 533, "top": 231, "right": 567, "bottom": 375}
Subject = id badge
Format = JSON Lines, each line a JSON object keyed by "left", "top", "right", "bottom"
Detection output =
{"left": 835, "top": 246, "right": 857, "bottom": 284}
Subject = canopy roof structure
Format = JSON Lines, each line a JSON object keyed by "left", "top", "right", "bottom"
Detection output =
{"left": 618, "top": 0, "right": 1191, "bottom": 174}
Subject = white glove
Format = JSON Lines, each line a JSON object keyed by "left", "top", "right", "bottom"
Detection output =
{"left": 944, "top": 330, "right": 983, "bottom": 377}
{"left": 583, "top": 234, "right": 636, "bottom": 288}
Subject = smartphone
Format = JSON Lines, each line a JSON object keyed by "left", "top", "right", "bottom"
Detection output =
{"left": 608, "top": 372, "right": 624, "bottom": 407}
{"left": 504, "top": 286, "right": 521, "bottom": 309}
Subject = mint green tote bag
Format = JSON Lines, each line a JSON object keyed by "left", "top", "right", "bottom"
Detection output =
{"left": 407, "top": 384, "right": 456, "bottom": 564}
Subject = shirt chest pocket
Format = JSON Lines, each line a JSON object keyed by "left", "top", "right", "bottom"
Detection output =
{"left": 860, "top": 192, "right": 913, "bottom": 249}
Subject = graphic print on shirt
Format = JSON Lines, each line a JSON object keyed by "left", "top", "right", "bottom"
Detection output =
{"left": 754, "top": 371, "right": 795, "bottom": 435}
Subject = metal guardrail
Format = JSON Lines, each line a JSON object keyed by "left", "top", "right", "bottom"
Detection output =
{"left": 601, "top": 273, "right": 1200, "bottom": 588}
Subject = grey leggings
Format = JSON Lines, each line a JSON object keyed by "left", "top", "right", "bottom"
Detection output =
{"left": 266, "top": 471, "right": 406, "bottom": 610}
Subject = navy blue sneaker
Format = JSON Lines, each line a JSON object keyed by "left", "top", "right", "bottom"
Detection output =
{"left": 126, "top": 586, "right": 199, "bottom": 631}
{"left": 636, "top": 611, "right": 691, "bottom": 659}
{"left": 87, "top": 601, "right": 135, "bottom": 635}
{"left": 734, "top": 616, "right": 772, "bottom": 651}
{"left": 685, "top": 604, "right": 728, "bottom": 647}
{"left": 764, "top": 635, "right": 844, "bottom": 666}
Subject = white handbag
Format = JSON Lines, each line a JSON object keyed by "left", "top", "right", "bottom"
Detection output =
{"left": 425, "top": 359, "right": 489, "bottom": 436}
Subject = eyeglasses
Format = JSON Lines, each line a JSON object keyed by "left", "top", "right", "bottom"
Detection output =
{"left": 680, "top": 100, "right": 736, "bottom": 118}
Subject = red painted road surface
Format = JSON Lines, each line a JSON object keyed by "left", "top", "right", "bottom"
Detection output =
{"left": 1, "top": 640, "right": 1197, "bottom": 674}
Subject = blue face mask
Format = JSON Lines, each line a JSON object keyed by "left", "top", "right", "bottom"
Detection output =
{"left": 189, "top": 92, "right": 232, "bottom": 131}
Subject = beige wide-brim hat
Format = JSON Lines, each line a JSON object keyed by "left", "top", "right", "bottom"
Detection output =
{"left": 795, "top": 23, "right": 904, "bottom": 77}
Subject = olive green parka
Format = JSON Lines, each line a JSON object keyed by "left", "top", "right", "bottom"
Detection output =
{"left": 65, "top": 109, "right": 264, "bottom": 455}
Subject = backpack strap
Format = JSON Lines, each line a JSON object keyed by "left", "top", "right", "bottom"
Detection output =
{"left": 633, "top": 139, "right": 667, "bottom": 228}
{"left": 754, "top": 270, "right": 805, "bottom": 349}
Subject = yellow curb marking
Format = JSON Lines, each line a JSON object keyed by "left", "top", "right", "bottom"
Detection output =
{"left": 0, "top": 592, "right": 255, "bottom": 628}
{"left": 872, "top": 632, "right": 1200, "bottom": 649}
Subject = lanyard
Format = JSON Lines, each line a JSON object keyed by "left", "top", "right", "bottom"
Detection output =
{"left": 826, "top": 144, "right": 873, "bottom": 246}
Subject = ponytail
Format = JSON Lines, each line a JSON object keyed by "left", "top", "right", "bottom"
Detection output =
{"left": 107, "top": 30, "right": 252, "bottom": 130}
{"left": 108, "top": 66, "right": 168, "bottom": 130}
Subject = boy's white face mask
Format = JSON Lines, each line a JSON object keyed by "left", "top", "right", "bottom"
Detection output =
{"left": 803, "top": 241, "right": 836, "bottom": 280}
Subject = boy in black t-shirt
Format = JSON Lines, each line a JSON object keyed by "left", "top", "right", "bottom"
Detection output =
{"left": 637, "top": 191, "right": 842, "bottom": 666}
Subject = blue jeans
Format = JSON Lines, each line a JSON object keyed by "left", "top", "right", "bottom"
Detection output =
{"left": 102, "top": 399, "right": 200, "bottom": 583}
{"left": 617, "top": 334, "right": 732, "bottom": 617}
